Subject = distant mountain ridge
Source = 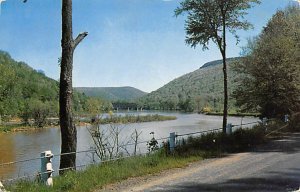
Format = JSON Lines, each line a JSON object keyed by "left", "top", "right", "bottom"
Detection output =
{"left": 200, "top": 57, "right": 240, "bottom": 69}
{"left": 75, "top": 86, "right": 147, "bottom": 101}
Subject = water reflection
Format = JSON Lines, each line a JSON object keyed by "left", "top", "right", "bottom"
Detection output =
{"left": 0, "top": 112, "right": 258, "bottom": 180}
{"left": 0, "top": 133, "right": 16, "bottom": 179}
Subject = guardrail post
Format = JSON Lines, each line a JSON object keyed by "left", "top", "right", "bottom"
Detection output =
{"left": 169, "top": 132, "right": 176, "bottom": 153}
{"left": 226, "top": 123, "right": 232, "bottom": 135}
{"left": 284, "top": 114, "right": 289, "bottom": 123}
{"left": 91, "top": 148, "right": 96, "bottom": 163}
{"left": 41, "top": 150, "right": 54, "bottom": 186}
{"left": 0, "top": 181, "right": 6, "bottom": 192}
{"left": 262, "top": 117, "right": 268, "bottom": 126}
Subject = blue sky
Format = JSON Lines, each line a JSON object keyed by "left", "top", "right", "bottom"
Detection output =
{"left": 0, "top": 0, "right": 297, "bottom": 92}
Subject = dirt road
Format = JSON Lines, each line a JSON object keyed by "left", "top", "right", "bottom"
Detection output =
{"left": 100, "top": 133, "right": 300, "bottom": 192}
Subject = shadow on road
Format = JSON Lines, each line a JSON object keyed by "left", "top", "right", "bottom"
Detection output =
{"left": 255, "top": 133, "right": 300, "bottom": 154}
{"left": 164, "top": 168, "right": 300, "bottom": 192}
{"left": 162, "top": 133, "right": 300, "bottom": 192}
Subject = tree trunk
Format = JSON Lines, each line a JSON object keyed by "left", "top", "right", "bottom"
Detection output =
{"left": 221, "top": 19, "right": 228, "bottom": 133}
{"left": 59, "top": 0, "right": 87, "bottom": 174}
{"left": 59, "top": 0, "right": 76, "bottom": 174}
{"left": 222, "top": 50, "right": 228, "bottom": 133}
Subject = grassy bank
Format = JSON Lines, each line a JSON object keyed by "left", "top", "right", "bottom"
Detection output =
{"left": 0, "top": 123, "right": 87, "bottom": 133}
{"left": 84, "top": 114, "right": 177, "bottom": 125}
{"left": 0, "top": 114, "right": 176, "bottom": 133}
{"left": 0, "top": 123, "right": 33, "bottom": 133}
{"left": 7, "top": 152, "right": 203, "bottom": 192}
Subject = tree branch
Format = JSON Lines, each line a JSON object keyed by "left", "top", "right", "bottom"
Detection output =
{"left": 73, "top": 32, "right": 88, "bottom": 50}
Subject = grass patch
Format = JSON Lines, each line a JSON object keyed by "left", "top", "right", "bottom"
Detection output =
{"left": 0, "top": 123, "right": 32, "bottom": 133}
{"left": 175, "top": 126, "right": 267, "bottom": 157}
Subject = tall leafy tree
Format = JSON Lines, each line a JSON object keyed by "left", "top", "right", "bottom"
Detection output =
{"left": 0, "top": 63, "right": 17, "bottom": 121}
{"left": 233, "top": 6, "right": 300, "bottom": 118}
{"left": 175, "top": 0, "right": 260, "bottom": 132}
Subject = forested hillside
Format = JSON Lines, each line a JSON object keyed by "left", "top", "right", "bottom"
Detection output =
{"left": 75, "top": 87, "right": 147, "bottom": 101}
{"left": 233, "top": 6, "right": 300, "bottom": 118}
{"left": 138, "top": 58, "right": 240, "bottom": 112}
{"left": 0, "top": 51, "right": 87, "bottom": 124}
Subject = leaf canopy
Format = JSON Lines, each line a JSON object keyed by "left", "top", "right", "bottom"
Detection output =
{"left": 175, "top": 0, "right": 260, "bottom": 50}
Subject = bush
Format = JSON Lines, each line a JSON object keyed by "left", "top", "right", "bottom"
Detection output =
{"left": 175, "top": 126, "right": 267, "bottom": 156}
{"left": 288, "top": 112, "right": 300, "bottom": 132}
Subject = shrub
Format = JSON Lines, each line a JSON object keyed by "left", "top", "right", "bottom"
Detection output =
{"left": 288, "top": 112, "right": 300, "bottom": 132}
{"left": 175, "top": 126, "right": 267, "bottom": 156}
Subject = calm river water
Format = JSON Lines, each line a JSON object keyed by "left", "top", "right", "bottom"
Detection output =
{"left": 0, "top": 111, "right": 258, "bottom": 180}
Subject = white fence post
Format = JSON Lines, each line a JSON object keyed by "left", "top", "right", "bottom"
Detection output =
{"left": 262, "top": 117, "right": 268, "bottom": 126}
{"left": 40, "top": 150, "right": 54, "bottom": 186}
{"left": 169, "top": 132, "right": 176, "bottom": 153}
{"left": 284, "top": 114, "right": 289, "bottom": 123}
{"left": 0, "top": 181, "right": 6, "bottom": 192}
{"left": 226, "top": 123, "right": 232, "bottom": 135}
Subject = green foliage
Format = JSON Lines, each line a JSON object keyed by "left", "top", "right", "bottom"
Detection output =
{"left": 0, "top": 51, "right": 102, "bottom": 125}
{"left": 147, "top": 137, "right": 159, "bottom": 152}
{"left": 21, "top": 99, "right": 58, "bottom": 127}
{"left": 75, "top": 86, "right": 147, "bottom": 102}
{"left": 175, "top": 0, "right": 260, "bottom": 50}
{"left": 178, "top": 96, "right": 194, "bottom": 112}
{"left": 288, "top": 112, "right": 300, "bottom": 132}
{"left": 89, "top": 114, "right": 177, "bottom": 124}
{"left": 138, "top": 58, "right": 240, "bottom": 112}
{"left": 175, "top": 0, "right": 260, "bottom": 130}
{"left": 0, "top": 60, "right": 18, "bottom": 119}
{"left": 233, "top": 6, "right": 300, "bottom": 119}
{"left": 0, "top": 51, "right": 60, "bottom": 122}
{"left": 72, "top": 91, "right": 88, "bottom": 114}
{"left": 176, "top": 125, "right": 266, "bottom": 156}
{"left": 84, "top": 97, "right": 112, "bottom": 116}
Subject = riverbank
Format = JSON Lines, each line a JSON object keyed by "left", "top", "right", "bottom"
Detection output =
{"left": 91, "top": 114, "right": 177, "bottom": 124}
{"left": 205, "top": 112, "right": 260, "bottom": 117}
{"left": 0, "top": 114, "right": 177, "bottom": 133}
{"left": 7, "top": 122, "right": 286, "bottom": 192}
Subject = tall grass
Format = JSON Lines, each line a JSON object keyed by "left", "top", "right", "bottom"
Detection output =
{"left": 7, "top": 151, "right": 202, "bottom": 192}
{"left": 175, "top": 126, "right": 267, "bottom": 157}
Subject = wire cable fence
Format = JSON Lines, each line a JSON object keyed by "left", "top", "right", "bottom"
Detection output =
{"left": 176, "top": 128, "right": 223, "bottom": 138}
{"left": 232, "top": 121, "right": 261, "bottom": 128}
{"left": 0, "top": 119, "right": 263, "bottom": 184}
{"left": 1, "top": 150, "right": 151, "bottom": 184}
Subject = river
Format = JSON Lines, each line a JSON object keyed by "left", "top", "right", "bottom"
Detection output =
{"left": 0, "top": 111, "right": 258, "bottom": 181}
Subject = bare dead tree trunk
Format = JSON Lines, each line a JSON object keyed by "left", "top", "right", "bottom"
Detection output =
{"left": 59, "top": 0, "right": 87, "bottom": 174}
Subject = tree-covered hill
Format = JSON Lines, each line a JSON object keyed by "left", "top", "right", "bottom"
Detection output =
{"left": 75, "top": 86, "right": 147, "bottom": 101}
{"left": 0, "top": 50, "right": 58, "bottom": 117}
{"left": 0, "top": 50, "right": 87, "bottom": 123}
{"left": 138, "top": 58, "right": 241, "bottom": 112}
